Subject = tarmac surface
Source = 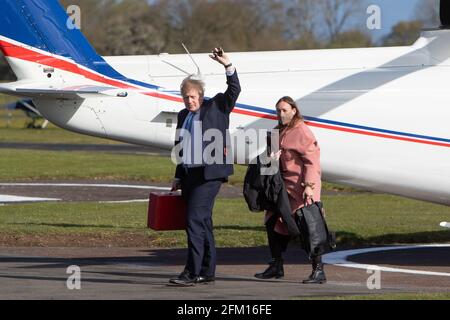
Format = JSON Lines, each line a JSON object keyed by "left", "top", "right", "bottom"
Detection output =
{"left": 0, "top": 246, "right": 449, "bottom": 300}
{"left": 0, "top": 180, "right": 243, "bottom": 202}
{"left": 0, "top": 142, "right": 171, "bottom": 156}
{"left": 1, "top": 181, "right": 449, "bottom": 299}
{"left": 1, "top": 142, "right": 449, "bottom": 299}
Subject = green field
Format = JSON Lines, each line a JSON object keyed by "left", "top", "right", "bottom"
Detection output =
{"left": 0, "top": 147, "right": 362, "bottom": 191}
{"left": 1, "top": 96, "right": 449, "bottom": 248}
{"left": 1, "top": 194, "right": 449, "bottom": 247}
{"left": 0, "top": 94, "right": 15, "bottom": 106}
{"left": 1, "top": 95, "right": 450, "bottom": 301}
{"left": 0, "top": 148, "right": 251, "bottom": 186}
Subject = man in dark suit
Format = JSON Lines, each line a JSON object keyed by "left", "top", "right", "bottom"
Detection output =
{"left": 169, "top": 47, "right": 241, "bottom": 286}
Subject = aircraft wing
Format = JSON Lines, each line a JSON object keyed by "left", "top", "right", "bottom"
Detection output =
{"left": 0, "top": 81, "right": 124, "bottom": 99}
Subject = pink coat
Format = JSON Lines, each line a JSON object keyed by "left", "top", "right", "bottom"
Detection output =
{"left": 266, "top": 120, "right": 322, "bottom": 235}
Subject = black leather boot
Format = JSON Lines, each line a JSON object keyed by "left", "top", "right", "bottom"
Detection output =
{"left": 255, "top": 258, "right": 284, "bottom": 279}
{"left": 302, "top": 257, "right": 326, "bottom": 284}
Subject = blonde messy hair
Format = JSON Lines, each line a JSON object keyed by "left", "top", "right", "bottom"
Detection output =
{"left": 180, "top": 75, "right": 205, "bottom": 98}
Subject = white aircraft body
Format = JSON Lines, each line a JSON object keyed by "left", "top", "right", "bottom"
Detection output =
{"left": 0, "top": 0, "right": 449, "bottom": 211}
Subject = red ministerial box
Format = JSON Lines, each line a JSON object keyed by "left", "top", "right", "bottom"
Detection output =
{"left": 147, "top": 192, "right": 187, "bottom": 231}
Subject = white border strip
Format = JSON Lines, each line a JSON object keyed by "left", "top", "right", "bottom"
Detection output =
{"left": 323, "top": 244, "right": 450, "bottom": 277}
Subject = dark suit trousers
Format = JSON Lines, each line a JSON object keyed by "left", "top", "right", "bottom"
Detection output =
{"left": 181, "top": 167, "right": 222, "bottom": 277}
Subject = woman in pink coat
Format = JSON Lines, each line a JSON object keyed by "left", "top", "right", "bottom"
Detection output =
{"left": 254, "top": 96, "right": 326, "bottom": 284}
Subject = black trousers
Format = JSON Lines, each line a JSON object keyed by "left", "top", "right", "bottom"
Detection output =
{"left": 266, "top": 213, "right": 323, "bottom": 266}
{"left": 265, "top": 213, "right": 290, "bottom": 259}
{"left": 181, "top": 167, "right": 223, "bottom": 277}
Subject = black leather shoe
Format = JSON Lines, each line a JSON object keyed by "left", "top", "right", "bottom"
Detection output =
{"left": 302, "top": 263, "right": 327, "bottom": 284}
{"left": 169, "top": 270, "right": 197, "bottom": 287}
{"left": 255, "top": 258, "right": 284, "bottom": 279}
{"left": 195, "top": 276, "right": 215, "bottom": 284}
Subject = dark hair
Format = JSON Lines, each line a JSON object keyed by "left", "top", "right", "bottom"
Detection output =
{"left": 275, "top": 96, "right": 303, "bottom": 130}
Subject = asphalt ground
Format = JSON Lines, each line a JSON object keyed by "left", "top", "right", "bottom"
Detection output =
{"left": 1, "top": 181, "right": 448, "bottom": 299}
{"left": 0, "top": 180, "right": 242, "bottom": 201}
{"left": 0, "top": 180, "right": 449, "bottom": 299}
{"left": 0, "top": 246, "right": 449, "bottom": 300}
{"left": 0, "top": 142, "right": 171, "bottom": 156}
{"left": 0, "top": 142, "right": 449, "bottom": 299}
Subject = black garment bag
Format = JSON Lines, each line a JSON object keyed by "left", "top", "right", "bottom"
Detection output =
{"left": 295, "top": 201, "right": 336, "bottom": 258}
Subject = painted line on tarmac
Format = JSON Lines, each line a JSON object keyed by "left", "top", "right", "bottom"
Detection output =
{"left": 0, "top": 195, "right": 61, "bottom": 203}
{"left": 0, "top": 183, "right": 171, "bottom": 191}
{"left": 99, "top": 199, "right": 149, "bottom": 204}
{"left": 440, "top": 222, "right": 450, "bottom": 229}
{"left": 323, "top": 244, "right": 450, "bottom": 277}
{"left": 0, "top": 183, "right": 171, "bottom": 204}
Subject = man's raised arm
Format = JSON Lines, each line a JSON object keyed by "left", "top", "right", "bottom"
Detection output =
{"left": 209, "top": 47, "right": 241, "bottom": 114}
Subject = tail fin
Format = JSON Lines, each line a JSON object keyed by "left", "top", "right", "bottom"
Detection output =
{"left": 0, "top": 0, "right": 124, "bottom": 81}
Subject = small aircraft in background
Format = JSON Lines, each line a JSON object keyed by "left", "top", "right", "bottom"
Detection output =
{"left": 0, "top": 0, "right": 448, "bottom": 228}
{"left": 1, "top": 98, "right": 48, "bottom": 129}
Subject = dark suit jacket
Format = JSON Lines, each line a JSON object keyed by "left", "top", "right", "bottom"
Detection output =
{"left": 174, "top": 71, "right": 241, "bottom": 181}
